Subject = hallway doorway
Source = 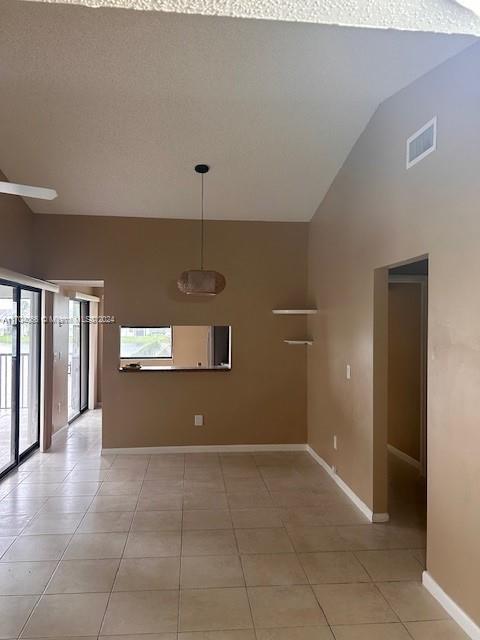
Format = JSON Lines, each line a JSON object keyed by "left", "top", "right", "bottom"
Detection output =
{"left": 387, "top": 259, "right": 428, "bottom": 529}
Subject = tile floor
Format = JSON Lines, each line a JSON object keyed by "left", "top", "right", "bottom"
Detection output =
{"left": 0, "top": 411, "right": 468, "bottom": 639}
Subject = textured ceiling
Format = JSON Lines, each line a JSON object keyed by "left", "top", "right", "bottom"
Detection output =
{"left": 0, "top": 1, "right": 474, "bottom": 221}
{"left": 22, "top": 0, "right": 480, "bottom": 35}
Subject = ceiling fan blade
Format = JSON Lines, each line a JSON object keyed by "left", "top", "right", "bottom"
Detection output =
{"left": 0, "top": 181, "right": 58, "bottom": 200}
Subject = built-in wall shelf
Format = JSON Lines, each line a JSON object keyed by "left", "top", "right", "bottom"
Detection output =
{"left": 272, "top": 309, "right": 318, "bottom": 315}
{"left": 284, "top": 339, "right": 313, "bottom": 346}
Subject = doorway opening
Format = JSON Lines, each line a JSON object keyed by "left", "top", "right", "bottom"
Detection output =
{"left": 0, "top": 279, "right": 41, "bottom": 478}
{"left": 387, "top": 259, "right": 428, "bottom": 531}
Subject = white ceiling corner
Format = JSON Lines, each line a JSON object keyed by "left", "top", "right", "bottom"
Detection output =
{"left": 20, "top": 0, "right": 480, "bottom": 36}
{"left": 0, "top": 0, "right": 477, "bottom": 222}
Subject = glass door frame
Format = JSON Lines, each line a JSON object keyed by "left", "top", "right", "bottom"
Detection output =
{"left": 0, "top": 278, "right": 42, "bottom": 481}
{"left": 68, "top": 298, "right": 89, "bottom": 424}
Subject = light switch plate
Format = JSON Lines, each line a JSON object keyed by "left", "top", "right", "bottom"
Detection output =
{"left": 194, "top": 415, "right": 204, "bottom": 427}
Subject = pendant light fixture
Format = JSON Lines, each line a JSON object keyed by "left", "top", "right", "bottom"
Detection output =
{"left": 177, "top": 164, "right": 226, "bottom": 296}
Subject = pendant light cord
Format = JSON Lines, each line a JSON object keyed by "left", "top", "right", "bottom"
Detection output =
{"left": 200, "top": 172, "right": 205, "bottom": 271}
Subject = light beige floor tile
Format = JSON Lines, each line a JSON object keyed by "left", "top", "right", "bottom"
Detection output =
{"left": 64, "top": 532, "right": 127, "bottom": 559}
{"left": 227, "top": 492, "right": 274, "bottom": 510}
{"left": 101, "top": 590, "right": 179, "bottom": 634}
{"left": 255, "top": 628, "right": 334, "bottom": 640}
{"left": 183, "top": 493, "right": 228, "bottom": 510}
{"left": 39, "top": 496, "right": 93, "bottom": 513}
{"left": 179, "top": 588, "right": 253, "bottom": 632}
{"left": 22, "top": 512, "right": 83, "bottom": 535}
{"left": 100, "top": 635, "right": 176, "bottom": 640}
{"left": 55, "top": 483, "right": 101, "bottom": 497}
{"left": 377, "top": 582, "right": 449, "bottom": 622}
{"left": 110, "top": 456, "right": 150, "bottom": 469}
{"left": 66, "top": 470, "right": 110, "bottom": 483}
{"left": 231, "top": 509, "right": 284, "bottom": 529}
{"left": 0, "top": 498, "right": 47, "bottom": 515}
{"left": 0, "top": 594, "right": 39, "bottom": 638}
{"left": 22, "top": 471, "right": 70, "bottom": 484}
{"left": 22, "top": 592, "right": 109, "bottom": 637}
{"left": 298, "top": 551, "right": 370, "bottom": 584}
{"left": 23, "top": 636, "right": 97, "bottom": 640}
{"left": 331, "top": 622, "right": 411, "bottom": 639}
{"left": 181, "top": 555, "right": 244, "bottom": 588}
{"left": 97, "top": 481, "right": 143, "bottom": 496}
{"left": 88, "top": 495, "right": 138, "bottom": 512}
{"left": 337, "top": 525, "right": 424, "bottom": 551}
{"left": 103, "top": 469, "right": 146, "bottom": 482}
{"left": 280, "top": 508, "right": 327, "bottom": 527}
{"left": 182, "top": 530, "right": 238, "bottom": 556}
{"left": 321, "top": 505, "right": 370, "bottom": 526}
{"left": 183, "top": 480, "right": 226, "bottom": 493}
{"left": 178, "top": 631, "right": 255, "bottom": 640}
{"left": 183, "top": 510, "right": 232, "bottom": 530}
{"left": 247, "top": 585, "right": 326, "bottom": 628}
{"left": 46, "top": 558, "right": 119, "bottom": 593}
{"left": 223, "top": 478, "right": 267, "bottom": 493}
{"left": 10, "top": 484, "right": 63, "bottom": 499}
{"left": 286, "top": 526, "right": 349, "bottom": 552}
{"left": 77, "top": 510, "right": 133, "bottom": 533}
{"left": 114, "top": 557, "right": 180, "bottom": 590}
{"left": 0, "top": 561, "right": 57, "bottom": 595}
{"left": 131, "top": 510, "right": 182, "bottom": 531}
{"left": 137, "top": 495, "right": 184, "bottom": 511}
{"left": 241, "top": 554, "right": 307, "bottom": 586}
{"left": 313, "top": 583, "right": 398, "bottom": 625}
{"left": 0, "top": 536, "right": 15, "bottom": 557}
{"left": 269, "top": 491, "right": 323, "bottom": 508}
{"left": 139, "top": 481, "right": 184, "bottom": 496}
{"left": 123, "top": 531, "right": 181, "bottom": 557}
{"left": 0, "top": 514, "right": 33, "bottom": 535}
{"left": 355, "top": 550, "right": 423, "bottom": 582}
{"left": 235, "top": 529, "right": 293, "bottom": 554}
{"left": 405, "top": 619, "right": 471, "bottom": 639}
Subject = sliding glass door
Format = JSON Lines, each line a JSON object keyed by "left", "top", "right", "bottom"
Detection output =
{"left": 0, "top": 280, "right": 41, "bottom": 479}
{"left": 0, "top": 284, "right": 16, "bottom": 475}
{"left": 68, "top": 299, "right": 89, "bottom": 423}
{"left": 19, "top": 290, "right": 41, "bottom": 455}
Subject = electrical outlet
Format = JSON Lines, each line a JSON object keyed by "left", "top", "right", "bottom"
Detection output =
{"left": 333, "top": 435, "right": 337, "bottom": 450}
{"left": 194, "top": 415, "right": 204, "bottom": 427}
{"left": 346, "top": 364, "right": 351, "bottom": 380}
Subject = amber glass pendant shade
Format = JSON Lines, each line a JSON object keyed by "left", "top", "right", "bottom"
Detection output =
{"left": 177, "top": 164, "right": 226, "bottom": 296}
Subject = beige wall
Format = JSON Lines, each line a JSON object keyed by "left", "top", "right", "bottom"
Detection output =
{"left": 0, "top": 171, "right": 33, "bottom": 274}
{"left": 388, "top": 282, "right": 422, "bottom": 461}
{"left": 33, "top": 216, "right": 308, "bottom": 448}
{"left": 308, "top": 42, "right": 480, "bottom": 625}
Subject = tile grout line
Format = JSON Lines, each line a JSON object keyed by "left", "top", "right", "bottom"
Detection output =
{"left": 177, "top": 452, "right": 186, "bottom": 635}
{"left": 97, "top": 451, "right": 149, "bottom": 638}
{"left": 13, "top": 420, "right": 110, "bottom": 639}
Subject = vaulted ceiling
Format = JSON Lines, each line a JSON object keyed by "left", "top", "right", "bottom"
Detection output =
{"left": 0, "top": 0, "right": 475, "bottom": 220}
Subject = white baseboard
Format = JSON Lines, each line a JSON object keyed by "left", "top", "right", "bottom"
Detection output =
{"left": 306, "top": 445, "right": 389, "bottom": 524}
{"left": 423, "top": 571, "right": 480, "bottom": 640}
{"left": 387, "top": 444, "right": 421, "bottom": 470}
{"left": 102, "top": 444, "right": 307, "bottom": 455}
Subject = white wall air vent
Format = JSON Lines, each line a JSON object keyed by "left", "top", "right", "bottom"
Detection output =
{"left": 406, "top": 117, "right": 437, "bottom": 169}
